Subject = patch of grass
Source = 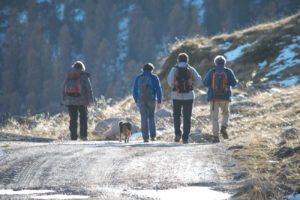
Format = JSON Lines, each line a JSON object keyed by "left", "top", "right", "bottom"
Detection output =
{"left": 0, "top": 144, "right": 10, "bottom": 149}
{"left": 227, "top": 85, "right": 300, "bottom": 199}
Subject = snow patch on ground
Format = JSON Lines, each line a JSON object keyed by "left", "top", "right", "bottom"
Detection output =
{"left": 0, "top": 189, "right": 54, "bottom": 195}
{"left": 218, "top": 42, "right": 231, "bottom": 51}
{"left": 269, "top": 88, "right": 281, "bottom": 93}
{"left": 258, "top": 60, "right": 267, "bottom": 69}
{"left": 268, "top": 76, "right": 299, "bottom": 87}
{"left": 130, "top": 127, "right": 173, "bottom": 140}
{"left": 266, "top": 43, "right": 300, "bottom": 77}
{"left": 134, "top": 186, "right": 231, "bottom": 200}
{"left": 282, "top": 193, "right": 300, "bottom": 200}
{"left": 225, "top": 41, "right": 257, "bottom": 62}
{"left": 292, "top": 36, "right": 300, "bottom": 43}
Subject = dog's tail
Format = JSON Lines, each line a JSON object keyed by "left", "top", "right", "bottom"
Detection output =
{"left": 119, "top": 121, "right": 123, "bottom": 132}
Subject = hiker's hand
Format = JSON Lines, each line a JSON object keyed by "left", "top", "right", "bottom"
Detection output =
{"left": 157, "top": 104, "right": 161, "bottom": 110}
{"left": 136, "top": 103, "right": 139, "bottom": 107}
{"left": 89, "top": 102, "right": 94, "bottom": 107}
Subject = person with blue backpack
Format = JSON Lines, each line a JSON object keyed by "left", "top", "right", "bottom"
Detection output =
{"left": 133, "top": 63, "right": 162, "bottom": 142}
{"left": 203, "top": 55, "right": 237, "bottom": 143}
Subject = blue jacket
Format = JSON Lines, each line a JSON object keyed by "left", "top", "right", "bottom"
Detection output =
{"left": 133, "top": 71, "right": 162, "bottom": 104}
{"left": 203, "top": 65, "right": 237, "bottom": 101}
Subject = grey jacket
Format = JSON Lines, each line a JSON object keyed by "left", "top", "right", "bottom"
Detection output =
{"left": 62, "top": 68, "right": 94, "bottom": 106}
{"left": 167, "top": 62, "right": 202, "bottom": 100}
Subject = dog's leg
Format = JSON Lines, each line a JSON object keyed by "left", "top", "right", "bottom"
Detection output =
{"left": 128, "top": 132, "right": 131, "bottom": 143}
{"left": 124, "top": 132, "right": 127, "bottom": 143}
{"left": 119, "top": 132, "right": 122, "bottom": 142}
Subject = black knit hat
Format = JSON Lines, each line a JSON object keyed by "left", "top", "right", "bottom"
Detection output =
{"left": 72, "top": 61, "right": 86, "bottom": 71}
{"left": 143, "top": 63, "right": 155, "bottom": 72}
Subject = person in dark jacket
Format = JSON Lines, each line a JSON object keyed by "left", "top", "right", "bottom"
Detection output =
{"left": 167, "top": 53, "right": 202, "bottom": 144}
{"left": 203, "top": 55, "right": 237, "bottom": 142}
{"left": 62, "top": 61, "right": 94, "bottom": 140}
{"left": 133, "top": 63, "right": 162, "bottom": 142}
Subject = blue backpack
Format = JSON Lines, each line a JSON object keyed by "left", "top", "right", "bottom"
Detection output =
{"left": 138, "top": 74, "right": 154, "bottom": 102}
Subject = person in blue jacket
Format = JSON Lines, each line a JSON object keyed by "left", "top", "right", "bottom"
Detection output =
{"left": 133, "top": 63, "right": 162, "bottom": 142}
{"left": 203, "top": 55, "right": 237, "bottom": 142}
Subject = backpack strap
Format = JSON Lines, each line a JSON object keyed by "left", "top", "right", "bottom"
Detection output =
{"left": 173, "top": 66, "right": 179, "bottom": 95}
{"left": 187, "top": 66, "right": 193, "bottom": 90}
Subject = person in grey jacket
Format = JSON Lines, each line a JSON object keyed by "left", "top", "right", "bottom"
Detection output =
{"left": 62, "top": 61, "right": 94, "bottom": 140}
{"left": 167, "top": 53, "right": 202, "bottom": 143}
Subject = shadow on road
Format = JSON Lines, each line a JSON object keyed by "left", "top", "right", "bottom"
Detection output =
{"left": 0, "top": 132, "right": 55, "bottom": 143}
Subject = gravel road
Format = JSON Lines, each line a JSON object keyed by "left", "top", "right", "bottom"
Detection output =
{"left": 0, "top": 139, "right": 238, "bottom": 199}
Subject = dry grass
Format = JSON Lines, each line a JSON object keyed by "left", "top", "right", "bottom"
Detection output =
{"left": 0, "top": 96, "right": 140, "bottom": 140}
{"left": 227, "top": 86, "right": 300, "bottom": 199}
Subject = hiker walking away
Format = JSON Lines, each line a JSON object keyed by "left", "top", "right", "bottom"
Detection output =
{"left": 203, "top": 55, "right": 237, "bottom": 143}
{"left": 133, "top": 63, "right": 162, "bottom": 142}
{"left": 62, "top": 61, "right": 94, "bottom": 141}
{"left": 167, "top": 53, "right": 202, "bottom": 144}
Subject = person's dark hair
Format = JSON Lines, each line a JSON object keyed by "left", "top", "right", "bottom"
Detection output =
{"left": 72, "top": 61, "right": 86, "bottom": 71}
{"left": 177, "top": 53, "right": 189, "bottom": 63}
{"left": 143, "top": 63, "right": 155, "bottom": 72}
{"left": 214, "top": 55, "right": 226, "bottom": 66}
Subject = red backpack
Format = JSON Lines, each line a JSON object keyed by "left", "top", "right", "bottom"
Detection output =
{"left": 65, "top": 70, "right": 82, "bottom": 96}
{"left": 212, "top": 69, "right": 228, "bottom": 96}
{"left": 173, "top": 66, "right": 193, "bottom": 95}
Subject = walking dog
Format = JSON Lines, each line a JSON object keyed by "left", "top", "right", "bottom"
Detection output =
{"left": 119, "top": 121, "right": 132, "bottom": 143}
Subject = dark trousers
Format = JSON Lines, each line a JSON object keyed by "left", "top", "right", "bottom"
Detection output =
{"left": 173, "top": 99, "right": 193, "bottom": 142}
{"left": 68, "top": 105, "right": 88, "bottom": 140}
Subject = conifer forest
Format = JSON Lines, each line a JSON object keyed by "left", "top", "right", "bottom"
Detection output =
{"left": 0, "top": 0, "right": 299, "bottom": 117}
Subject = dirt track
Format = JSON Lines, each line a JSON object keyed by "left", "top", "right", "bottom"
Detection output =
{"left": 0, "top": 139, "right": 238, "bottom": 199}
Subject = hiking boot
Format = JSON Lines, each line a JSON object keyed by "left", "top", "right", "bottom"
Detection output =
{"left": 151, "top": 137, "right": 156, "bottom": 141}
{"left": 174, "top": 135, "right": 181, "bottom": 142}
{"left": 144, "top": 139, "right": 149, "bottom": 143}
{"left": 212, "top": 136, "right": 220, "bottom": 143}
{"left": 182, "top": 140, "right": 188, "bottom": 144}
{"left": 80, "top": 137, "right": 88, "bottom": 141}
{"left": 220, "top": 126, "right": 229, "bottom": 139}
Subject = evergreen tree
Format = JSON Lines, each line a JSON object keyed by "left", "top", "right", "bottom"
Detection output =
{"left": 0, "top": 9, "right": 22, "bottom": 114}
{"left": 168, "top": 4, "right": 189, "bottom": 41}
{"left": 41, "top": 43, "right": 55, "bottom": 111}
{"left": 24, "top": 21, "right": 44, "bottom": 113}
{"left": 54, "top": 24, "right": 72, "bottom": 103}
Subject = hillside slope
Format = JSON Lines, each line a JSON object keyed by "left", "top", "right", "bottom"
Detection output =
{"left": 159, "top": 12, "right": 300, "bottom": 98}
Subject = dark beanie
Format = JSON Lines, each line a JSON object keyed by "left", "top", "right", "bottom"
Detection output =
{"left": 177, "top": 53, "right": 189, "bottom": 63}
{"left": 143, "top": 63, "right": 155, "bottom": 72}
{"left": 74, "top": 62, "right": 83, "bottom": 69}
{"left": 72, "top": 61, "right": 86, "bottom": 71}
